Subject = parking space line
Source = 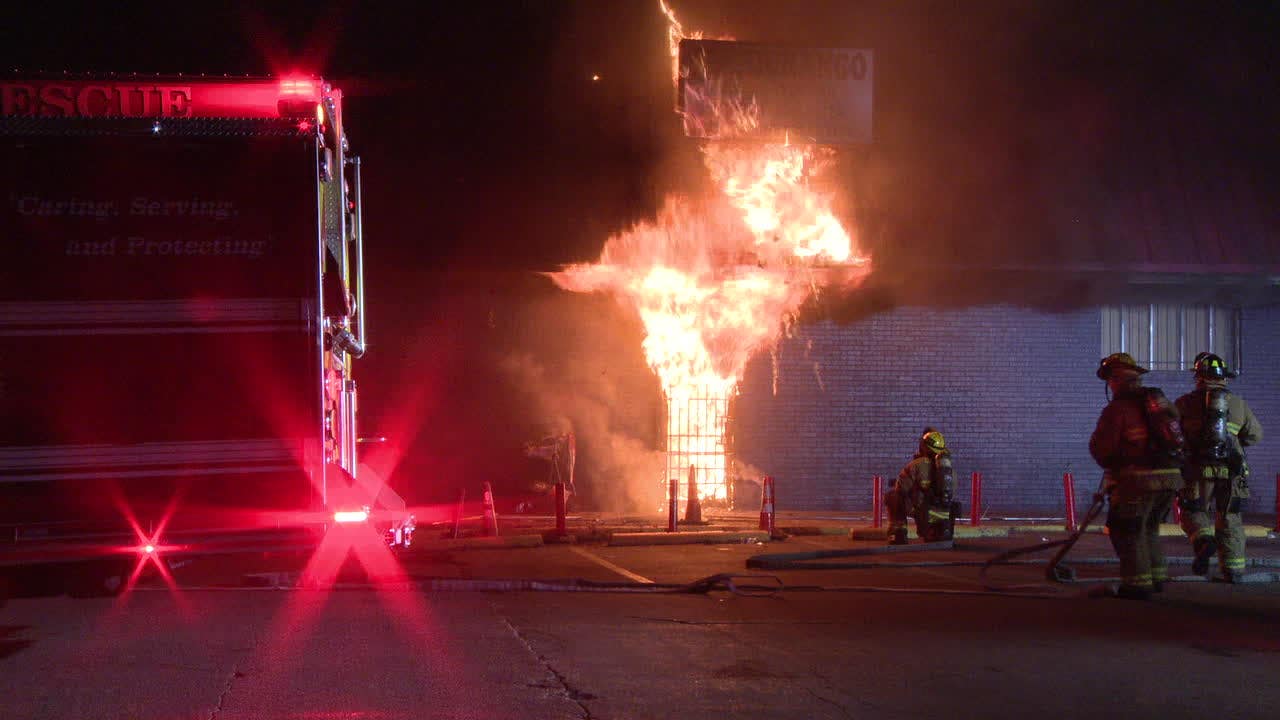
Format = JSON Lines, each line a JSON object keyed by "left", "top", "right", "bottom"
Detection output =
{"left": 569, "top": 546, "right": 654, "bottom": 584}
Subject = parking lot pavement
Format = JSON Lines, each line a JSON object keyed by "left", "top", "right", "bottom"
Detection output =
{"left": 0, "top": 589, "right": 583, "bottom": 720}
{"left": 3, "top": 532, "right": 1279, "bottom": 719}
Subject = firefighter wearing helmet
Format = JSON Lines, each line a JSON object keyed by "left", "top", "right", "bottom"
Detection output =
{"left": 1089, "top": 352, "right": 1186, "bottom": 599}
{"left": 885, "top": 427, "right": 960, "bottom": 545}
{"left": 1174, "top": 352, "right": 1262, "bottom": 582}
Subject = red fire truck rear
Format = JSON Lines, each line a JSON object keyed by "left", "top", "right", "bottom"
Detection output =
{"left": 0, "top": 75, "right": 411, "bottom": 599}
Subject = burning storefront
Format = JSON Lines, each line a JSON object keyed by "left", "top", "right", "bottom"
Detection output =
{"left": 539, "top": 1, "right": 1280, "bottom": 519}
{"left": 552, "top": 2, "right": 871, "bottom": 510}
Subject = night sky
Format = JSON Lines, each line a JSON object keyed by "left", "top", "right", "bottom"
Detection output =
{"left": 3, "top": 1, "right": 1276, "bottom": 507}
{"left": 6, "top": 1, "right": 1275, "bottom": 269}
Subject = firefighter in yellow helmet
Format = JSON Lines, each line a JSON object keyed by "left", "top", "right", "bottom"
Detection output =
{"left": 1089, "top": 353, "right": 1186, "bottom": 599}
{"left": 885, "top": 427, "right": 959, "bottom": 544}
{"left": 1175, "top": 352, "right": 1262, "bottom": 582}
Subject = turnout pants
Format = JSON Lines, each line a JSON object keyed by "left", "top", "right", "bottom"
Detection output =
{"left": 885, "top": 488, "right": 908, "bottom": 539}
{"left": 886, "top": 489, "right": 956, "bottom": 542}
{"left": 1180, "top": 472, "right": 1249, "bottom": 576}
{"left": 1107, "top": 484, "right": 1177, "bottom": 591}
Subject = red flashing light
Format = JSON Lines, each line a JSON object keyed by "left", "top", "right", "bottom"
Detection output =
{"left": 141, "top": 544, "right": 156, "bottom": 555}
{"left": 279, "top": 77, "right": 317, "bottom": 97}
{"left": 277, "top": 75, "right": 322, "bottom": 118}
{"left": 333, "top": 509, "right": 369, "bottom": 524}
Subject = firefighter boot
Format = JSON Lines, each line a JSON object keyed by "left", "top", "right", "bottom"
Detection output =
{"left": 1115, "top": 584, "right": 1153, "bottom": 601}
{"left": 1191, "top": 535, "right": 1217, "bottom": 576}
{"left": 942, "top": 501, "right": 961, "bottom": 541}
{"left": 888, "top": 526, "right": 908, "bottom": 545}
{"left": 1087, "top": 583, "right": 1151, "bottom": 601}
{"left": 921, "top": 506, "right": 951, "bottom": 542}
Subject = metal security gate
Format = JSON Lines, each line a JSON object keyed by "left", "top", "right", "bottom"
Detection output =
{"left": 664, "top": 388, "right": 733, "bottom": 508}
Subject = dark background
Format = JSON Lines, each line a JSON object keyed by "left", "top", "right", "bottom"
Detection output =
{"left": 2, "top": 1, "right": 1276, "bottom": 511}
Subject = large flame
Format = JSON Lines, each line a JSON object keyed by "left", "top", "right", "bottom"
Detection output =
{"left": 554, "top": 2, "right": 870, "bottom": 503}
{"left": 658, "top": 0, "right": 702, "bottom": 85}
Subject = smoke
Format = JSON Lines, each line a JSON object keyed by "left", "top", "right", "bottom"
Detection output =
{"left": 625, "top": 1, "right": 1280, "bottom": 314}
{"left": 495, "top": 289, "right": 666, "bottom": 514}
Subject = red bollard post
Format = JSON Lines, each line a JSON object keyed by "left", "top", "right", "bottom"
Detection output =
{"left": 759, "top": 476, "right": 776, "bottom": 534}
{"left": 554, "top": 481, "right": 567, "bottom": 537}
{"left": 1063, "top": 472, "right": 1077, "bottom": 532}
{"left": 667, "top": 477, "right": 678, "bottom": 533}
{"left": 970, "top": 472, "right": 982, "bottom": 526}
{"left": 871, "top": 475, "right": 883, "bottom": 529}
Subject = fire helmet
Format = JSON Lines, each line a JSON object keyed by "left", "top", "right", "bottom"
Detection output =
{"left": 1192, "top": 352, "right": 1237, "bottom": 379}
{"left": 919, "top": 429, "right": 947, "bottom": 456}
{"left": 1097, "top": 352, "right": 1148, "bottom": 380}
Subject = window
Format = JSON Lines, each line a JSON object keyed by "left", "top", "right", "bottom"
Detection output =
{"left": 1101, "top": 305, "right": 1240, "bottom": 372}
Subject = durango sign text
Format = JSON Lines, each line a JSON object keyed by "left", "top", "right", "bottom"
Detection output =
{"left": 678, "top": 40, "right": 874, "bottom": 145}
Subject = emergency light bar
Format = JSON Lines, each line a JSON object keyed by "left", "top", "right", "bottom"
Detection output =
{"left": 0, "top": 75, "right": 334, "bottom": 121}
{"left": 278, "top": 77, "right": 317, "bottom": 96}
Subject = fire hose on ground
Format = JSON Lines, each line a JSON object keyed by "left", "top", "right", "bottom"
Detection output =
{"left": 230, "top": 570, "right": 1066, "bottom": 598}
{"left": 216, "top": 476, "right": 1280, "bottom": 598}
{"left": 978, "top": 476, "right": 1109, "bottom": 591}
{"left": 229, "top": 541, "right": 1093, "bottom": 598}
{"left": 178, "top": 548, "right": 1280, "bottom": 598}
{"left": 741, "top": 476, "right": 1280, "bottom": 594}
{"left": 209, "top": 547, "right": 1280, "bottom": 598}
{"left": 237, "top": 572, "right": 786, "bottom": 596}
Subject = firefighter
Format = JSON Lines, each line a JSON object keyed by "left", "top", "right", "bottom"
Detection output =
{"left": 1175, "top": 352, "right": 1262, "bottom": 582}
{"left": 886, "top": 427, "right": 959, "bottom": 544}
{"left": 1089, "top": 353, "right": 1186, "bottom": 599}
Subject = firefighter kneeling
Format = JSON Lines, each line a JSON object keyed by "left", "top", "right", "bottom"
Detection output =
{"left": 886, "top": 428, "right": 960, "bottom": 544}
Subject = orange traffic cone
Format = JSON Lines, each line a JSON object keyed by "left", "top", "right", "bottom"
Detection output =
{"left": 684, "top": 464, "right": 703, "bottom": 524}
{"left": 759, "top": 476, "right": 775, "bottom": 534}
{"left": 482, "top": 482, "right": 499, "bottom": 537}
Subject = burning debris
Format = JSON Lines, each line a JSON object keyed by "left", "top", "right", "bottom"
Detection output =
{"left": 553, "top": 2, "right": 871, "bottom": 506}
{"left": 523, "top": 431, "right": 577, "bottom": 498}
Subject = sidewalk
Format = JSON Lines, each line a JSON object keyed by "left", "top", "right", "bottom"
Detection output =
{"left": 450, "top": 509, "right": 1280, "bottom": 546}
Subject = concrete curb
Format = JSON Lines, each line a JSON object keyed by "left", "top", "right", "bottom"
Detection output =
{"left": 848, "top": 526, "right": 1010, "bottom": 541}
{"left": 411, "top": 534, "right": 544, "bottom": 551}
{"left": 609, "top": 530, "right": 770, "bottom": 547}
{"left": 955, "top": 526, "right": 1011, "bottom": 538}
{"left": 1011, "top": 525, "right": 1095, "bottom": 535}
{"left": 1003, "top": 524, "right": 1275, "bottom": 538}
{"left": 780, "top": 526, "right": 850, "bottom": 536}
{"left": 847, "top": 528, "right": 886, "bottom": 541}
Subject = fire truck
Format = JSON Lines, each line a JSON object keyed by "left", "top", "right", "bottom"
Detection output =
{"left": 0, "top": 75, "right": 411, "bottom": 598}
